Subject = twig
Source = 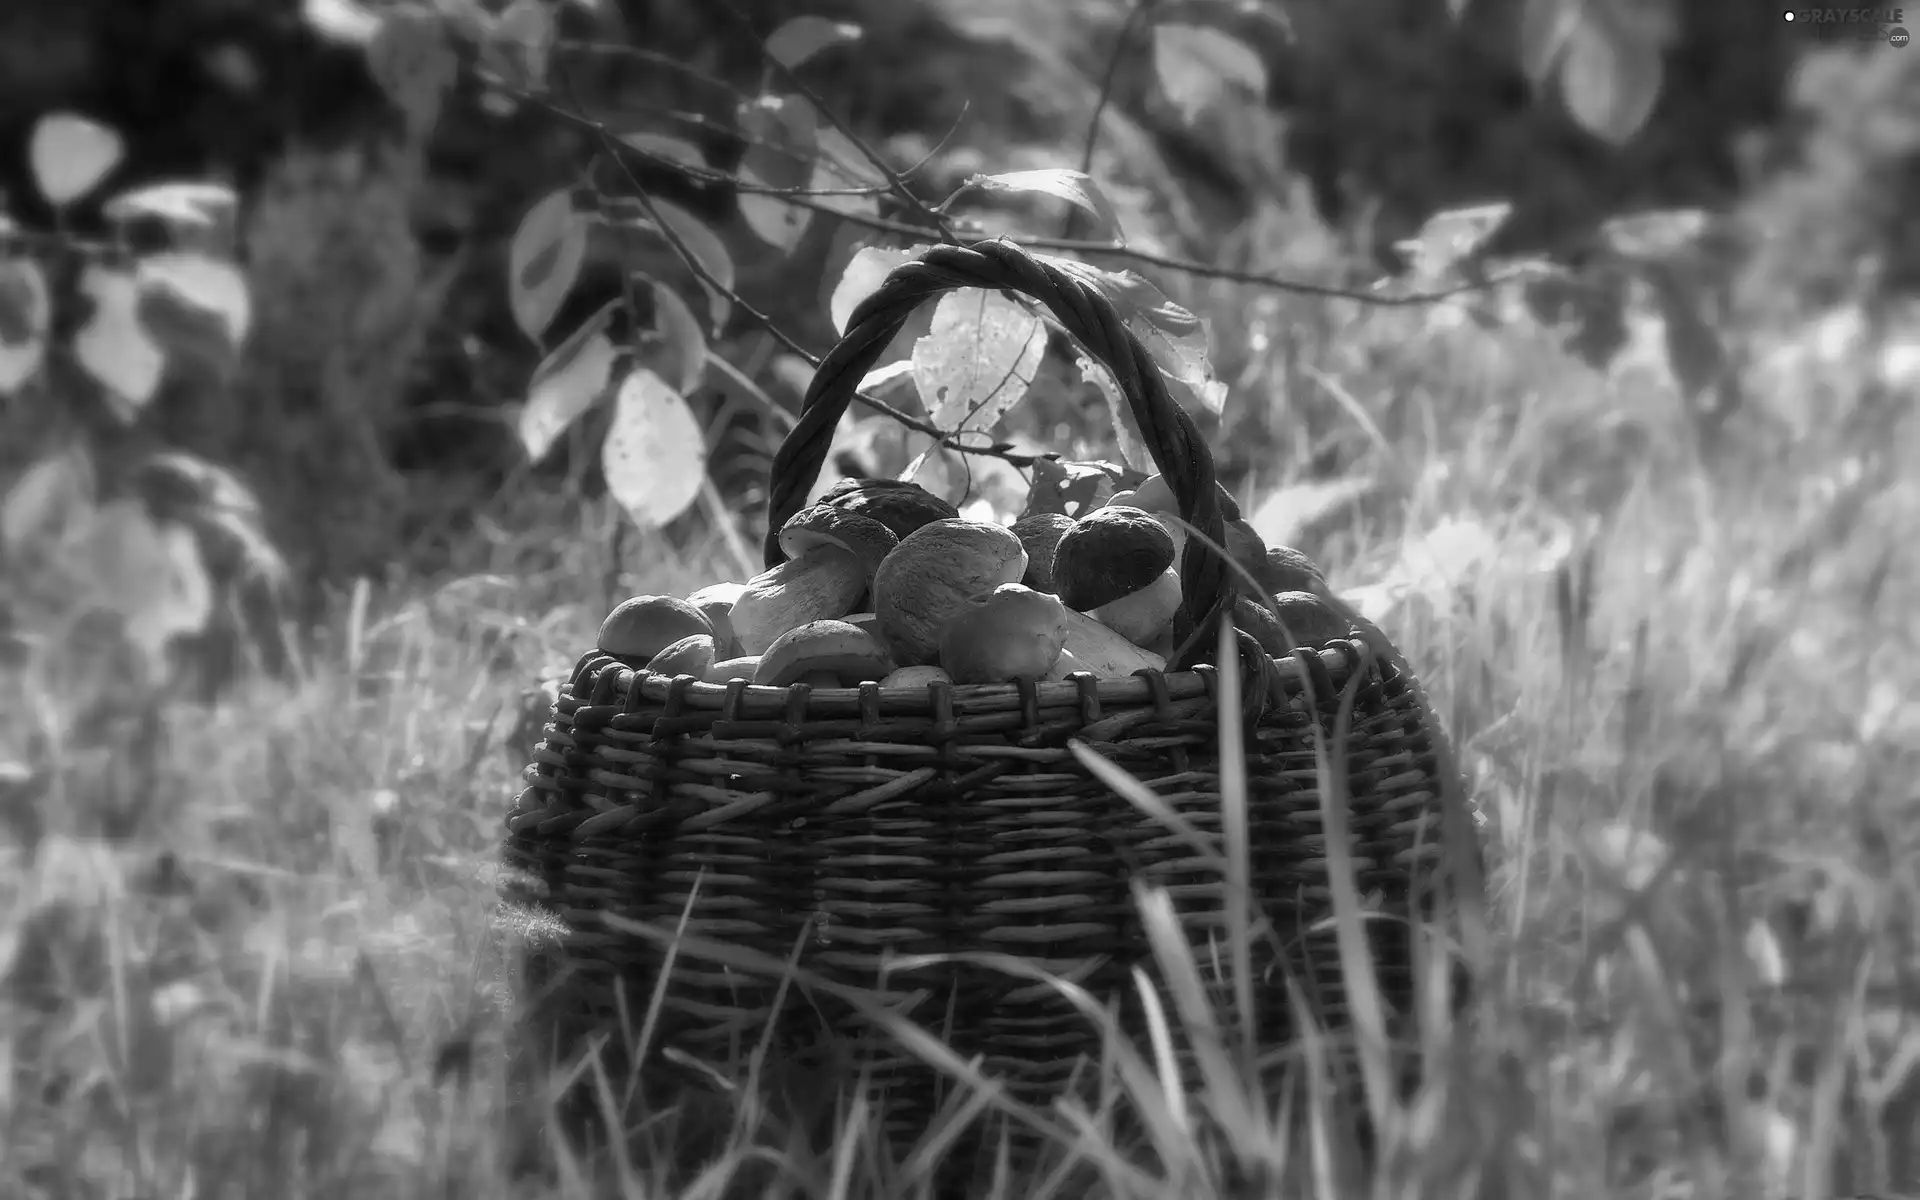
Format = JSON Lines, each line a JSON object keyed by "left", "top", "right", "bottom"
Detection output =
{"left": 1066, "top": 0, "right": 1157, "bottom": 240}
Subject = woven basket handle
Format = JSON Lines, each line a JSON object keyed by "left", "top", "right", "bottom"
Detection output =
{"left": 763, "top": 240, "right": 1234, "bottom": 671}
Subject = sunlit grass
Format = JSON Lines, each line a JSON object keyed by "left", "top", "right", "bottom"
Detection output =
{"left": 2, "top": 285, "right": 1918, "bottom": 1199}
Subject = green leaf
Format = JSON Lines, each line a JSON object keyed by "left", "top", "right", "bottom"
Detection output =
{"left": 601, "top": 368, "right": 707, "bottom": 530}
{"left": 1558, "top": 9, "right": 1662, "bottom": 146}
{"left": 1394, "top": 202, "right": 1513, "bottom": 282}
{"left": 136, "top": 252, "right": 252, "bottom": 348}
{"left": 1518, "top": 0, "right": 1579, "bottom": 83}
{"left": 73, "top": 265, "right": 166, "bottom": 416}
{"left": 960, "top": 169, "right": 1126, "bottom": 244}
{"left": 519, "top": 299, "right": 622, "bottom": 461}
{"left": 909, "top": 289, "right": 1046, "bottom": 433}
{"left": 0, "top": 256, "right": 51, "bottom": 397}
{"left": 763, "top": 16, "right": 864, "bottom": 70}
{"left": 1041, "top": 255, "right": 1226, "bottom": 416}
{"left": 1151, "top": 24, "right": 1268, "bottom": 123}
{"left": 615, "top": 132, "right": 710, "bottom": 171}
{"left": 829, "top": 245, "right": 922, "bottom": 334}
{"left": 734, "top": 98, "right": 818, "bottom": 253}
{"left": 1, "top": 443, "right": 95, "bottom": 554}
{"left": 809, "top": 127, "right": 884, "bottom": 220}
{"left": 633, "top": 200, "right": 735, "bottom": 331}
{"left": 1078, "top": 355, "right": 1153, "bottom": 472}
{"left": 507, "top": 189, "right": 588, "bottom": 341}
{"left": 643, "top": 278, "right": 707, "bottom": 395}
{"left": 1642, "top": 262, "right": 1726, "bottom": 402}
{"left": 365, "top": 8, "right": 457, "bottom": 137}
{"left": 102, "top": 181, "right": 239, "bottom": 235}
{"left": 29, "top": 112, "right": 124, "bottom": 207}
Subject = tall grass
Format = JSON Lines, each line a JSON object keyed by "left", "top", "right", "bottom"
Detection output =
{"left": 2, "top": 285, "right": 1917, "bottom": 1199}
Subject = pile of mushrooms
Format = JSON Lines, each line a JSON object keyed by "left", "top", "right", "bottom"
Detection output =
{"left": 590, "top": 474, "right": 1356, "bottom": 689}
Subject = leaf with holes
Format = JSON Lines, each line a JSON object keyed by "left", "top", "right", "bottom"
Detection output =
{"left": 1644, "top": 262, "right": 1725, "bottom": 402}
{"left": 616, "top": 132, "right": 709, "bottom": 170}
{"left": 1151, "top": 24, "right": 1268, "bottom": 122}
{"left": 810, "top": 127, "right": 883, "bottom": 220}
{"left": 1558, "top": 9, "right": 1661, "bottom": 146}
{"left": 644, "top": 278, "right": 706, "bottom": 395}
{"left": 508, "top": 189, "right": 587, "bottom": 341}
{"left": 633, "top": 199, "right": 734, "bottom": 331}
{"left": 519, "top": 298, "right": 621, "bottom": 461}
{"left": 764, "top": 15, "right": 864, "bottom": 70}
{"left": 0, "top": 256, "right": 51, "bottom": 396}
{"left": 736, "top": 96, "right": 817, "bottom": 252}
{"left": 601, "top": 368, "right": 706, "bottom": 530}
{"left": 29, "top": 112, "right": 124, "bottom": 207}
{"left": 910, "top": 290, "right": 1046, "bottom": 432}
{"left": 1, "top": 443, "right": 95, "bottom": 553}
{"left": 74, "top": 265, "right": 166, "bottom": 415}
{"left": 830, "top": 245, "right": 925, "bottom": 333}
{"left": 1043, "top": 255, "right": 1226, "bottom": 415}
{"left": 1079, "top": 355, "right": 1153, "bottom": 472}
{"left": 1020, "top": 457, "right": 1130, "bottom": 521}
{"left": 961, "top": 170, "right": 1125, "bottom": 244}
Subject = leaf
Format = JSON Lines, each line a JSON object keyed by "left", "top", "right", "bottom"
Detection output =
{"left": 1518, "top": 0, "right": 1580, "bottom": 82}
{"left": 1078, "top": 355, "right": 1153, "bottom": 472}
{"left": 1643, "top": 262, "right": 1725, "bottom": 402}
{"left": 74, "top": 265, "right": 166, "bottom": 414}
{"left": 737, "top": 163, "right": 814, "bottom": 253}
{"left": 910, "top": 290, "right": 1046, "bottom": 432}
{"left": 507, "top": 189, "right": 588, "bottom": 342}
{"left": 102, "top": 182, "right": 239, "bottom": 235}
{"left": 635, "top": 199, "right": 735, "bottom": 331}
{"left": 810, "top": 127, "right": 884, "bottom": 220}
{"left": 491, "top": 0, "right": 556, "bottom": 88}
{"left": 1394, "top": 202, "right": 1513, "bottom": 281}
{"left": 1151, "top": 24, "right": 1269, "bottom": 123}
{"left": 29, "top": 112, "right": 125, "bottom": 207}
{"left": 1, "top": 443, "right": 95, "bottom": 553}
{"left": 961, "top": 170, "right": 1125, "bottom": 243}
{"left": 1042, "top": 255, "right": 1225, "bottom": 416}
{"left": 365, "top": 8, "right": 458, "bottom": 137}
{"left": 857, "top": 359, "right": 915, "bottom": 392}
{"left": 82, "top": 500, "right": 214, "bottom": 669}
{"left": 519, "top": 299, "right": 621, "bottom": 461}
{"left": 1558, "top": 10, "right": 1662, "bottom": 146}
{"left": 616, "top": 132, "right": 709, "bottom": 170}
{"left": 830, "top": 245, "right": 921, "bottom": 333}
{"left": 1020, "top": 457, "right": 1128, "bottom": 520}
{"left": 136, "top": 253, "right": 252, "bottom": 347}
{"left": 0, "top": 256, "right": 51, "bottom": 396}
{"left": 764, "top": 16, "right": 864, "bottom": 70}
{"left": 644, "top": 279, "right": 707, "bottom": 395}
{"left": 303, "top": 0, "right": 384, "bottom": 44}
{"left": 735, "top": 95, "right": 818, "bottom": 253}
{"left": 601, "top": 368, "right": 707, "bottom": 530}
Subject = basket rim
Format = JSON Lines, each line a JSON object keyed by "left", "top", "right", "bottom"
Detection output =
{"left": 558, "top": 639, "right": 1378, "bottom": 720}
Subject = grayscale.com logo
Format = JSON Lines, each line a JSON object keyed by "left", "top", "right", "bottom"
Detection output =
{"left": 1781, "top": 8, "right": 1911, "bottom": 43}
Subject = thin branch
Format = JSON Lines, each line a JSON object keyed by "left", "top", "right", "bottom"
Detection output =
{"left": 1066, "top": 0, "right": 1157, "bottom": 240}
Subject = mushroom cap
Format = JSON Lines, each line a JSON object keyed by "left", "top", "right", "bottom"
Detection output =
{"left": 880, "top": 664, "right": 952, "bottom": 689}
{"left": 1224, "top": 520, "right": 1269, "bottom": 586}
{"left": 1051, "top": 506, "right": 1176, "bottom": 612}
{"left": 872, "top": 519, "right": 1028, "bottom": 665}
{"left": 753, "top": 619, "right": 895, "bottom": 687}
{"left": 704, "top": 655, "right": 763, "bottom": 682}
{"left": 1007, "top": 512, "right": 1075, "bottom": 593}
{"left": 1264, "top": 546, "right": 1329, "bottom": 596}
{"left": 1230, "top": 594, "right": 1291, "bottom": 657}
{"left": 730, "top": 548, "right": 868, "bottom": 655}
{"left": 685, "top": 581, "right": 747, "bottom": 655}
{"left": 778, "top": 505, "right": 900, "bottom": 583}
{"left": 646, "top": 632, "right": 719, "bottom": 678}
{"left": 1090, "top": 567, "right": 1182, "bottom": 648}
{"left": 1127, "top": 473, "right": 1242, "bottom": 523}
{"left": 597, "top": 595, "right": 714, "bottom": 660}
{"left": 936, "top": 583, "right": 1070, "bottom": 684}
{"left": 819, "top": 477, "right": 961, "bottom": 542}
{"left": 1268, "top": 590, "right": 1351, "bottom": 649}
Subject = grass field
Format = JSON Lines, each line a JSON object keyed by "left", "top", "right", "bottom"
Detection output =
{"left": 2, "top": 278, "right": 1917, "bottom": 1199}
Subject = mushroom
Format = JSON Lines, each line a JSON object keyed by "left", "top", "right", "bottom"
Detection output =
{"left": 778, "top": 505, "right": 899, "bottom": 596}
{"left": 705, "top": 655, "right": 763, "bottom": 683}
{"left": 646, "top": 632, "right": 717, "bottom": 678}
{"left": 841, "top": 611, "right": 882, "bottom": 641}
{"left": 1007, "top": 512, "right": 1074, "bottom": 593}
{"left": 936, "top": 584, "right": 1069, "bottom": 684}
{"left": 881, "top": 664, "right": 951, "bottom": 689}
{"left": 685, "top": 581, "right": 747, "bottom": 658}
{"left": 753, "top": 620, "right": 895, "bottom": 687}
{"left": 818, "top": 477, "right": 961, "bottom": 542}
{"left": 730, "top": 548, "right": 868, "bottom": 655}
{"left": 1264, "top": 545, "right": 1330, "bottom": 596}
{"left": 597, "top": 595, "right": 714, "bottom": 660}
{"left": 871, "top": 519, "right": 1028, "bottom": 665}
{"left": 1043, "top": 648, "right": 1091, "bottom": 681}
{"left": 1267, "top": 590, "right": 1351, "bottom": 649}
{"left": 1229, "top": 595, "right": 1291, "bottom": 658}
{"left": 1051, "top": 506, "right": 1183, "bottom": 648}
{"left": 1058, "top": 608, "right": 1166, "bottom": 677}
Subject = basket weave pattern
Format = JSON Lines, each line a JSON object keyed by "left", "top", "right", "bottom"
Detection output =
{"left": 500, "top": 240, "right": 1472, "bottom": 1141}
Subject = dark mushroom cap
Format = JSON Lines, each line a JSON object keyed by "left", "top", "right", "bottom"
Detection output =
{"left": 778, "top": 504, "right": 899, "bottom": 582}
{"left": 752, "top": 619, "right": 895, "bottom": 687}
{"left": 1263, "top": 546, "right": 1329, "bottom": 596}
{"left": 820, "top": 477, "right": 960, "bottom": 542}
{"left": 1051, "top": 505, "right": 1176, "bottom": 612}
{"left": 1268, "top": 590, "right": 1350, "bottom": 649}
{"left": 1008, "top": 512, "right": 1075, "bottom": 593}
{"left": 1231, "top": 594, "right": 1291, "bottom": 657}
{"left": 597, "top": 595, "right": 713, "bottom": 660}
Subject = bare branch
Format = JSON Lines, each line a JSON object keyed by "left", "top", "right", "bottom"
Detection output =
{"left": 1067, "top": 0, "right": 1158, "bottom": 240}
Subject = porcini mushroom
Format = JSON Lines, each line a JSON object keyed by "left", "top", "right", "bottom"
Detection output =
{"left": 1229, "top": 595, "right": 1291, "bottom": 658}
{"left": 1007, "top": 512, "right": 1074, "bottom": 593}
{"left": 778, "top": 505, "right": 899, "bottom": 595}
{"left": 597, "top": 595, "right": 714, "bottom": 660}
{"left": 685, "top": 581, "right": 747, "bottom": 658}
{"left": 881, "top": 664, "right": 951, "bottom": 689}
{"left": 1051, "top": 506, "right": 1183, "bottom": 648}
{"left": 936, "top": 584, "right": 1069, "bottom": 684}
{"left": 818, "top": 477, "right": 961, "bottom": 542}
{"left": 730, "top": 548, "right": 868, "bottom": 655}
{"left": 1058, "top": 608, "right": 1166, "bottom": 677}
{"left": 705, "top": 655, "right": 763, "bottom": 683}
{"left": 871, "top": 519, "right": 1028, "bottom": 665}
{"left": 753, "top": 620, "right": 894, "bottom": 687}
{"left": 646, "top": 632, "right": 718, "bottom": 678}
{"left": 1268, "top": 590, "right": 1351, "bottom": 649}
{"left": 1264, "top": 545, "right": 1330, "bottom": 596}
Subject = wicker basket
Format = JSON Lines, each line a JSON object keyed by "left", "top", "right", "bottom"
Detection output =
{"left": 499, "top": 240, "right": 1481, "bottom": 1157}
